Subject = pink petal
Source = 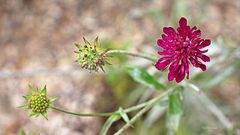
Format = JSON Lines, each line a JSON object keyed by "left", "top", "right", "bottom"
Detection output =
{"left": 197, "top": 39, "right": 211, "bottom": 49}
{"left": 197, "top": 49, "right": 208, "bottom": 53}
{"left": 157, "top": 39, "right": 167, "bottom": 48}
{"left": 198, "top": 54, "right": 210, "bottom": 62}
{"left": 189, "top": 30, "right": 201, "bottom": 38}
{"left": 155, "top": 59, "right": 170, "bottom": 70}
{"left": 158, "top": 50, "right": 171, "bottom": 55}
{"left": 162, "top": 34, "right": 172, "bottom": 41}
{"left": 183, "top": 58, "right": 190, "bottom": 79}
{"left": 189, "top": 57, "right": 198, "bottom": 67}
{"left": 198, "top": 63, "right": 206, "bottom": 71}
{"left": 177, "top": 26, "right": 191, "bottom": 37}
{"left": 168, "top": 71, "right": 175, "bottom": 81}
{"left": 191, "top": 26, "right": 197, "bottom": 31}
{"left": 158, "top": 57, "right": 172, "bottom": 61}
{"left": 163, "top": 27, "right": 176, "bottom": 35}
{"left": 176, "top": 64, "right": 185, "bottom": 83}
{"left": 179, "top": 17, "right": 187, "bottom": 27}
{"left": 189, "top": 57, "right": 207, "bottom": 71}
{"left": 169, "top": 60, "right": 179, "bottom": 72}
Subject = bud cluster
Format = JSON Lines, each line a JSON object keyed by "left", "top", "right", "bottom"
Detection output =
{"left": 28, "top": 93, "right": 49, "bottom": 113}
{"left": 19, "top": 85, "right": 58, "bottom": 120}
{"left": 75, "top": 37, "right": 110, "bottom": 72}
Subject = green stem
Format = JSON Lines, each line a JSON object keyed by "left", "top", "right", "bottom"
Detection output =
{"left": 114, "top": 87, "right": 175, "bottom": 135}
{"left": 51, "top": 106, "right": 113, "bottom": 117}
{"left": 51, "top": 101, "right": 149, "bottom": 117}
{"left": 124, "top": 102, "right": 148, "bottom": 113}
{"left": 106, "top": 50, "right": 155, "bottom": 62}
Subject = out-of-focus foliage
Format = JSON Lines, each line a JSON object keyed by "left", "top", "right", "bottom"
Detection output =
{"left": 167, "top": 92, "right": 183, "bottom": 135}
{"left": 125, "top": 67, "right": 165, "bottom": 91}
{"left": 20, "top": 129, "right": 40, "bottom": 135}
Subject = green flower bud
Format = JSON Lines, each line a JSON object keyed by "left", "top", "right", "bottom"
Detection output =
{"left": 19, "top": 85, "right": 59, "bottom": 120}
{"left": 75, "top": 37, "right": 110, "bottom": 72}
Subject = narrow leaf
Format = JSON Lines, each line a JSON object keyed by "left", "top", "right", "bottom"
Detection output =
{"left": 125, "top": 67, "right": 166, "bottom": 91}
{"left": 99, "top": 114, "right": 121, "bottom": 135}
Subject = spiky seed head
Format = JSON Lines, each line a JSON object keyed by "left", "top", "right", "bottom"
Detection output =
{"left": 75, "top": 37, "right": 110, "bottom": 72}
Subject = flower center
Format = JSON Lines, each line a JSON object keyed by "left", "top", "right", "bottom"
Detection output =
{"left": 28, "top": 93, "right": 49, "bottom": 113}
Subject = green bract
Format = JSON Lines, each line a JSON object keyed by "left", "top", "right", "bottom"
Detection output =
{"left": 19, "top": 85, "right": 58, "bottom": 120}
{"left": 75, "top": 37, "right": 110, "bottom": 72}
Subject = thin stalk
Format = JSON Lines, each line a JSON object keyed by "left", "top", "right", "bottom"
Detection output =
{"left": 106, "top": 50, "right": 155, "bottom": 62}
{"left": 51, "top": 88, "right": 173, "bottom": 119}
{"left": 51, "top": 106, "right": 113, "bottom": 117}
{"left": 51, "top": 101, "right": 149, "bottom": 117}
{"left": 114, "top": 87, "right": 175, "bottom": 135}
{"left": 124, "top": 102, "right": 148, "bottom": 113}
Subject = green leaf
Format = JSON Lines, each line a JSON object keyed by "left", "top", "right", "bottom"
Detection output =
{"left": 99, "top": 113, "right": 121, "bottom": 135}
{"left": 42, "top": 112, "right": 48, "bottom": 120}
{"left": 118, "top": 107, "right": 133, "bottom": 127}
{"left": 166, "top": 92, "right": 183, "bottom": 134}
{"left": 125, "top": 67, "right": 166, "bottom": 91}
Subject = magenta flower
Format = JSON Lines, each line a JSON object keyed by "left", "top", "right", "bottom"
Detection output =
{"left": 155, "top": 17, "right": 211, "bottom": 83}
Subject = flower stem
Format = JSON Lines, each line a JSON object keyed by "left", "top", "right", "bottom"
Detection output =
{"left": 114, "top": 87, "right": 175, "bottom": 135}
{"left": 51, "top": 101, "right": 149, "bottom": 117}
{"left": 51, "top": 106, "right": 113, "bottom": 117}
{"left": 106, "top": 50, "right": 155, "bottom": 62}
{"left": 51, "top": 88, "right": 173, "bottom": 120}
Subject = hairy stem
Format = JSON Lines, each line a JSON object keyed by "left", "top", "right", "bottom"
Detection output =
{"left": 114, "top": 87, "right": 175, "bottom": 135}
{"left": 106, "top": 50, "right": 155, "bottom": 62}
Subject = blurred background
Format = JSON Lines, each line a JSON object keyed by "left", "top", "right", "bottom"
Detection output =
{"left": 0, "top": 0, "right": 239, "bottom": 135}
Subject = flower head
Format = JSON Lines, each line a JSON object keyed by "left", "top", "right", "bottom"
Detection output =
{"left": 155, "top": 17, "right": 211, "bottom": 83}
{"left": 19, "top": 85, "right": 58, "bottom": 120}
{"left": 75, "top": 37, "right": 109, "bottom": 72}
